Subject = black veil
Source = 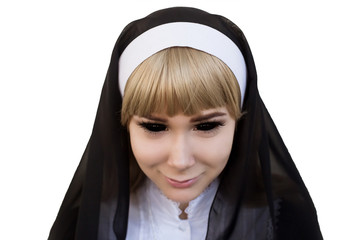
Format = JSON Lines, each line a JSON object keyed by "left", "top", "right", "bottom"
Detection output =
{"left": 49, "top": 7, "right": 322, "bottom": 240}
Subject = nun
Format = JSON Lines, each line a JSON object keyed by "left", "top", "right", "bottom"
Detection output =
{"left": 49, "top": 7, "right": 323, "bottom": 240}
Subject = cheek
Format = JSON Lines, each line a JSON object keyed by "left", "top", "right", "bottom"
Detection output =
{"left": 194, "top": 130, "right": 234, "bottom": 168}
{"left": 129, "top": 133, "right": 167, "bottom": 167}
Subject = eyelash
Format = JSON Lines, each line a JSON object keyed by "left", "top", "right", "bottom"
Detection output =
{"left": 138, "top": 121, "right": 225, "bottom": 134}
{"left": 138, "top": 122, "right": 167, "bottom": 133}
{"left": 194, "top": 122, "right": 225, "bottom": 131}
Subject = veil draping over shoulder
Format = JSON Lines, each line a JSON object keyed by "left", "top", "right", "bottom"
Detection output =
{"left": 49, "top": 7, "right": 323, "bottom": 240}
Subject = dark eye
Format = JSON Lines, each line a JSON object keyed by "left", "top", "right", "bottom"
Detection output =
{"left": 139, "top": 122, "right": 167, "bottom": 132}
{"left": 195, "top": 122, "right": 223, "bottom": 131}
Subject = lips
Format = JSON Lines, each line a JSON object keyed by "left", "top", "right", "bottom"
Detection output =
{"left": 165, "top": 176, "right": 199, "bottom": 188}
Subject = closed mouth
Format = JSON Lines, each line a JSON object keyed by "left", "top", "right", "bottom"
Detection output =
{"left": 165, "top": 176, "right": 199, "bottom": 188}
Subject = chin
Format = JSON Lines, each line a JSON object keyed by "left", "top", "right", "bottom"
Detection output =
{"left": 163, "top": 188, "right": 201, "bottom": 203}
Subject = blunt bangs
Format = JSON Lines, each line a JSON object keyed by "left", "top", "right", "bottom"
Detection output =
{"left": 121, "top": 47, "right": 241, "bottom": 126}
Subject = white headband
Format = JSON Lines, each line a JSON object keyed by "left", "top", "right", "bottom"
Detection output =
{"left": 118, "top": 22, "right": 247, "bottom": 107}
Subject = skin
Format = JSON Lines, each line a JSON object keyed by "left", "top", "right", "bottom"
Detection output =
{"left": 128, "top": 107, "right": 236, "bottom": 213}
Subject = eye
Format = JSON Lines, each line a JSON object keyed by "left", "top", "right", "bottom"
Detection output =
{"left": 139, "top": 122, "right": 167, "bottom": 132}
{"left": 195, "top": 121, "right": 224, "bottom": 131}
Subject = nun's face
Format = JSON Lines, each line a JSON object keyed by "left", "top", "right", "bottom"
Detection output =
{"left": 128, "top": 107, "right": 236, "bottom": 204}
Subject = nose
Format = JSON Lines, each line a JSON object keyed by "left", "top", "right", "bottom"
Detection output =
{"left": 167, "top": 134, "right": 195, "bottom": 170}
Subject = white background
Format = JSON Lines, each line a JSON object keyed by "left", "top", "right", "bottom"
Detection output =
{"left": 1, "top": 0, "right": 359, "bottom": 239}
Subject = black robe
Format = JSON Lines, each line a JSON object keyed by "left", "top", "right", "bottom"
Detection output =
{"left": 49, "top": 7, "right": 323, "bottom": 240}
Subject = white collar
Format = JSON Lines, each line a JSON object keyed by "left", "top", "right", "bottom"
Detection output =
{"left": 126, "top": 178, "right": 220, "bottom": 239}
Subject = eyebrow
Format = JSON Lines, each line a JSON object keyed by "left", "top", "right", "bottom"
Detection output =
{"left": 190, "top": 112, "right": 227, "bottom": 122}
{"left": 143, "top": 111, "right": 227, "bottom": 123}
{"left": 144, "top": 116, "right": 168, "bottom": 123}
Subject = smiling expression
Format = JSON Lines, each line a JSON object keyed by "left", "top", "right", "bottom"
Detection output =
{"left": 128, "top": 107, "right": 236, "bottom": 204}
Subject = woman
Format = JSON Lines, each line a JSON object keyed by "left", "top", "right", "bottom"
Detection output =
{"left": 49, "top": 7, "right": 323, "bottom": 240}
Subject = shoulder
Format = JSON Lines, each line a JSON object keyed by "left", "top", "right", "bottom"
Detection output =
{"left": 277, "top": 197, "right": 323, "bottom": 240}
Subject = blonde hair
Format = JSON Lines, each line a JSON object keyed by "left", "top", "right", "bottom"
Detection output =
{"left": 121, "top": 47, "right": 242, "bottom": 126}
